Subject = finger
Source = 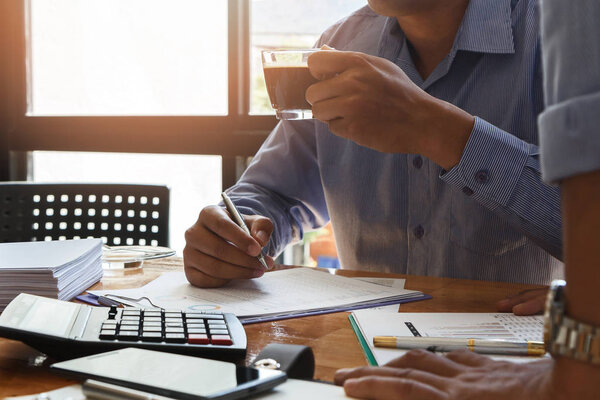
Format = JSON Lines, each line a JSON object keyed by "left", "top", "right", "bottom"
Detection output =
{"left": 496, "top": 288, "right": 548, "bottom": 312}
{"left": 183, "top": 245, "right": 265, "bottom": 281}
{"left": 202, "top": 206, "right": 263, "bottom": 256}
{"left": 185, "top": 222, "right": 263, "bottom": 270}
{"left": 444, "top": 349, "right": 495, "bottom": 367}
{"left": 184, "top": 263, "right": 229, "bottom": 288}
{"left": 384, "top": 349, "right": 463, "bottom": 377}
{"left": 312, "top": 97, "right": 352, "bottom": 122}
{"left": 343, "top": 376, "right": 447, "bottom": 400}
{"left": 307, "top": 50, "right": 368, "bottom": 79}
{"left": 247, "top": 215, "right": 274, "bottom": 248}
{"left": 513, "top": 295, "right": 546, "bottom": 315}
{"left": 326, "top": 117, "right": 351, "bottom": 137}
{"left": 334, "top": 366, "right": 449, "bottom": 390}
{"left": 305, "top": 74, "right": 356, "bottom": 105}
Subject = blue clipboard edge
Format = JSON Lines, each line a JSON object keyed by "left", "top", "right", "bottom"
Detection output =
{"left": 240, "top": 293, "right": 432, "bottom": 324}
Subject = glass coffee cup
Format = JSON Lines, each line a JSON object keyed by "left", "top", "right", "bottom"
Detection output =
{"left": 261, "top": 49, "right": 319, "bottom": 120}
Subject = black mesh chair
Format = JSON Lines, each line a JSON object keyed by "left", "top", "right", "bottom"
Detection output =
{"left": 0, "top": 183, "right": 170, "bottom": 246}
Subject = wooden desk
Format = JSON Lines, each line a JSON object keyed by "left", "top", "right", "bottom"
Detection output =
{"left": 0, "top": 259, "right": 544, "bottom": 397}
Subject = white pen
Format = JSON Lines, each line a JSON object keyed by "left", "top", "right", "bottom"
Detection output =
{"left": 373, "top": 336, "right": 546, "bottom": 356}
{"left": 221, "top": 192, "right": 270, "bottom": 270}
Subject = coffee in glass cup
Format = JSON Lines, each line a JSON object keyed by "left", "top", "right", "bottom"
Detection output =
{"left": 262, "top": 49, "right": 319, "bottom": 120}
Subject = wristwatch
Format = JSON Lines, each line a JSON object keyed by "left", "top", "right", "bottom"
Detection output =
{"left": 544, "top": 279, "right": 600, "bottom": 364}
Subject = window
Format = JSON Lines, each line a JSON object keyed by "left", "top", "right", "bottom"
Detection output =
{"left": 30, "top": 0, "right": 228, "bottom": 116}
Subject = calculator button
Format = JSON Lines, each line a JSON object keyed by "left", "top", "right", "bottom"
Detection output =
{"left": 165, "top": 327, "right": 184, "bottom": 334}
{"left": 165, "top": 333, "right": 186, "bottom": 343}
{"left": 142, "top": 326, "right": 162, "bottom": 332}
{"left": 140, "top": 332, "right": 163, "bottom": 342}
{"left": 209, "top": 328, "right": 229, "bottom": 335}
{"left": 187, "top": 328, "right": 207, "bottom": 334}
{"left": 165, "top": 311, "right": 182, "bottom": 318}
{"left": 165, "top": 318, "right": 183, "bottom": 324}
{"left": 122, "top": 309, "right": 141, "bottom": 316}
{"left": 165, "top": 322, "right": 184, "bottom": 328}
{"left": 101, "top": 321, "right": 118, "bottom": 329}
{"left": 211, "top": 335, "right": 233, "bottom": 346}
{"left": 144, "top": 311, "right": 162, "bottom": 318}
{"left": 185, "top": 313, "right": 212, "bottom": 319}
{"left": 188, "top": 334, "right": 210, "bottom": 344}
{"left": 117, "top": 331, "right": 139, "bottom": 341}
{"left": 208, "top": 321, "right": 227, "bottom": 327}
{"left": 99, "top": 329, "right": 116, "bottom": 340}
{"left": 144, "top": 317, "right": 162, "bottom": 323}
{"left": 198, "top": 314, "right": 224, "bottom": 320}
{"left": 121, "top": 316, "right": 140, "bottom": 321}
{"left": 118, "top": 325, "right": 139, "bottom": 332}
{"left": 142, "top": 321, "right": 162, "bottom": 327}
{"left": 186, "top": 323, "right": 206, "bottom": 329}
{"left": 120, "top": 320, "right": 140, "bottom": 326}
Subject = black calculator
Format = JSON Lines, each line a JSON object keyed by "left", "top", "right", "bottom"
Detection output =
{"left": 0, "top": 293, "right": 246, "bottom": 361}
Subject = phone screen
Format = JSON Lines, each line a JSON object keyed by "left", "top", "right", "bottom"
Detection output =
{"left": 51, "top": 348, "right": 286, "bottom": 399}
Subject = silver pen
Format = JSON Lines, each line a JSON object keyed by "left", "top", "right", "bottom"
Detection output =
{"left": 221, "top": 192, "right": 270, "bottom": 270}
{"left": 373, "top": 336, "right": 546, "bottom": 356}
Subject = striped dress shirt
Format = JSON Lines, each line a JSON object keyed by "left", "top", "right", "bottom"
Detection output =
{"left": 228, "top": 0, "right": 563, "bottom": 284}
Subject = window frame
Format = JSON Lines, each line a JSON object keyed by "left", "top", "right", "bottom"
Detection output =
{"left": 0, "top": 0, "right": 276, "bottom": 183}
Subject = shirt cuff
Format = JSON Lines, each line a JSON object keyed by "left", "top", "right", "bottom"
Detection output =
{"left": 440, "top": 117, "right": 530, "bottom": 209}
{"left": 539, "top": 91, "right": 600, "bottom": 183}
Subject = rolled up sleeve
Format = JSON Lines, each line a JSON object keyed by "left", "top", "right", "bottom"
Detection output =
{"left": 539, "top": 0, "right": 600, "bottom": 183}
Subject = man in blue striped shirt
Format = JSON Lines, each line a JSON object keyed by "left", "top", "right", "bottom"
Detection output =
{"left": 334, "top": 0, "right": 600, "bottom": 398}
{"left": 184, "top": 0, "right": 562, "bottom": 289}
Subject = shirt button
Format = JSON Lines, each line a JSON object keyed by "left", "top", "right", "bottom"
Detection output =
{"left": 462, "top": 187, "right": 474, "bottom": 196}
{"left": 412, "top": 156, "right": 423, "bottom": 169}
{"left": 475, "top": 169, "right": 490, "bottom": 184}
{"left": 413, "top": 225, "right": 424, "bottom": 239}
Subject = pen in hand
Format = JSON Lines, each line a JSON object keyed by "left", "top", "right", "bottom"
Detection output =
{"left": 221, "top": 192, "right": 270, "bottom": 270}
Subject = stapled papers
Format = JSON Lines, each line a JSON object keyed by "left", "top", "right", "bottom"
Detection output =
{"left": 89, "top": 268, "right": 430, "bottom": 324}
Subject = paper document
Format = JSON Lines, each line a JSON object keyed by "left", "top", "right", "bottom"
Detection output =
{"left": 350, "top": 309, "right": 546, "bottom": 366}
{"left": 90, "top": 268, "right": 428, "bottom": 323}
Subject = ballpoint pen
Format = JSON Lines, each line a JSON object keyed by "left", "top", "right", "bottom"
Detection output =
{"left": 373, "top": 336, "right": 546, "bottom": 356}
{"left": 221, "top": 192, "right": 270, "bottom": 270}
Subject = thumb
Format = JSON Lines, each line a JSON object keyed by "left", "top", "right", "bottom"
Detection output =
{"left": 245, "top": 215, "right": 274, "bottom": 247}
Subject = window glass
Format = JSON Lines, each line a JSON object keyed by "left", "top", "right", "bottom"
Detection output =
{"left": 29, "top": 0, "right": 227, "bottom": 116}
{"left": 250, "top": 0, "right": 367, "bottom": 114}
{"left": 33, "top": 151, "right": 222, "bottom": 254}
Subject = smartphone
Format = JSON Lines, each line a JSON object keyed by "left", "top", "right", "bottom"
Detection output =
{"left": 51, "top": 348, "right": 286, "bottom": 400}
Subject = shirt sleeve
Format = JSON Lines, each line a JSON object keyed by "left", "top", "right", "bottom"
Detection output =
{"left": 224, "top": 119, "right": 329, "bottom": 258}
{"left": 539, "top": 0, "right": 600, "bottom": 183}
{"left": 441, "top": 117, "right": 562, "bottom": 259}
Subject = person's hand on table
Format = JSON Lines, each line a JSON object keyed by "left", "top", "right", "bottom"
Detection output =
{"left": 334, "top": 349, "right": 558, "bottom": 400}
{"left": 496, "top": 287, "right": 549, "bottom": 315}
{"left": 184, "top": 205, "right": 274, "bottom": 288}
{"left": 306, "top": 49, "right": 475, "bottom": 170}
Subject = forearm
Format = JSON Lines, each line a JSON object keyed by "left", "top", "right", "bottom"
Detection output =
{"left": 439, "top": 116, "right": 562, "bottom": 259}
{"left": 550, "top": 171, "right": 600, "bottom": 398}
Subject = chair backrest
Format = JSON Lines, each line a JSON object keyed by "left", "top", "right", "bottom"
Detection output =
{"left": 0, "top": 183, "right": 170, "bottom": 246}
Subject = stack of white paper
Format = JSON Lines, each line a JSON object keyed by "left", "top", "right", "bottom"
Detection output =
{"left": 0, "top": 239, "right": 103, "bottom": 311}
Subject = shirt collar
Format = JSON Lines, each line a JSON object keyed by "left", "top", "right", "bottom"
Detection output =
{"left": 378, "top": 0, "right": 515, "bottom": 61}
{"left": 454, "top": 0, "right": 515, "bottom": 54}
